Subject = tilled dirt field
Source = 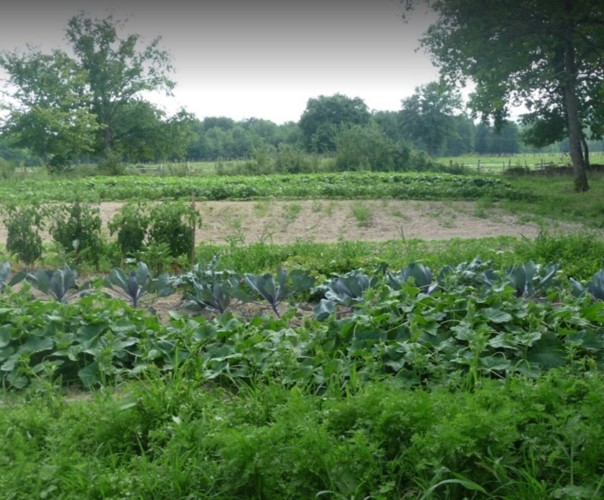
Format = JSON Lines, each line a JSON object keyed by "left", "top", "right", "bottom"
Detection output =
{"left": 0, "top": 199, "right": 580, "bottom": 247}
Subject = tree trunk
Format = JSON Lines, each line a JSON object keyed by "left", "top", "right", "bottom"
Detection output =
{"left": 581, "top": 133, "right": 590, "bottom": 169}
{"left": 563, "top": 12, "right": 589, "bottom": 192}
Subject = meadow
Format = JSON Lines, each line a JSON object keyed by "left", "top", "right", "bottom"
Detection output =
{"left": 0, "top": 165, "right": 603, "bottom": 498}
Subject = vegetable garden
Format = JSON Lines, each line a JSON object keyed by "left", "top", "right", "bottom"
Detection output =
{"left": 1, "top": 170, "right": 603, "bottom": 498}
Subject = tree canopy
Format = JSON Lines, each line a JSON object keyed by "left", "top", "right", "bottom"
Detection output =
{"left": 0, "top": 48, "right": 99, "bottom": 170}
{"left": 415, "top": 0, "right": 604, "bottom": 191}
{"left": 0, "top": 12, "right": 176, "bottom": 170}
{"left": 299, "top": 94, "right": 371, "bottom": 153}
{"left": 399, "top": 81, "right": 462, "bottom": 156}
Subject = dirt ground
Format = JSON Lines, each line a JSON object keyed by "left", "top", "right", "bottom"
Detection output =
{"left": 0, "top": 199, "right": 580, "bottom": 247}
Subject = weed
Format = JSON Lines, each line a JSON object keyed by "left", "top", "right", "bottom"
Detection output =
{"left": 282, "top": 203, "right": 303, "bottom": 222}
{"left": 350, "top": 202, "right": 372, "bottom": 227}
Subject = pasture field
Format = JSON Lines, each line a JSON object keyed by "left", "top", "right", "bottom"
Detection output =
{"left": 436, "top": 151, "right": 604, "bottom": 174}
{"left": 1, "top": 169, "right": 604, "bottom": 498}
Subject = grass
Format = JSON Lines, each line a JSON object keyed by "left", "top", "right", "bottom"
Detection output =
{"left": 282, "top": 202, "right": 303, "bottom": 222}
{"left": 503, "top": 172, "right": 604, "bottom": 229}
{"left": 1, "top": 368, "right": 603, "bottom": 498}
{"left": 350, "top": 202, "right": 372, "bottom": 227}
{"left": 435, "top": 151, "right": 604, "bottom": 173}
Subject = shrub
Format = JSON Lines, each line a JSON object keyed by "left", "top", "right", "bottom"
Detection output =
{"left": 0, "top": 158, "right": 16, "bottom": 179}
{"left": 274, "top": 144, "right": 319, "bottom": 174}
{"left": 334, "top": 124, "right": 426, "bottom": 172}
{"left": 97, "top": 150, "right": 126, "bottom": 176}
{"left": 147, "top": 202, "right": 201, "bottom": 259}
{"left": 50, "top": 201, "right": 103, "bottom": 265}
{"left": 108, "top": 201, "right": 150, "bottom": 255}
{"left": 1, "top": 203, "right": 45, "bottom": 266}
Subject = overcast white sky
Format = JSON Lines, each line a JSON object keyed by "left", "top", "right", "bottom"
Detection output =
{"left": 0, "top": 0, "right": 439, "bottom": 124}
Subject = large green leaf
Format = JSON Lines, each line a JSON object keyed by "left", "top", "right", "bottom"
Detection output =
{"left": 78, "top": 361, "right": 100, "bottom": 388}
{"left": 482, "top": 308, "right": 513, "bottom": 324}
{"left": 526, "top": 332, "right": 566, "bottom": 369}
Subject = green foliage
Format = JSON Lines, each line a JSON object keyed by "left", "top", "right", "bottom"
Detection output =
{"left": 0, "top": 262, "right": 26, "bottom": 293}
{"left": 147, "top": 202, "right": 201, "bottom": 258}
{"left": 1, "top": 370, "right": 604, "bottom": 497}
{"left": 0, "top": 158, "right": 16, "bottom": 180}
{"left": 244, "top": 268, "right": 315, "bottom": 317}
{"left": 570, "top": 270, "right": 604, "bottom": 301}
{"left": 400, "top": 81, "right": 463, "bottom": 156}
{"left": 25, "top": 264, "right": 82, "bottom": 303}
{"left": 49, "top": 201, "right": 103, "bottom": 265}
{"left": 299, "top": 93, "right": 371, "bottom": 153}
{"left": 273, "top": 143, "right": 319, "bottom": 173}
{"left": 0, "top": 48, "right": 100, "bottom": 171}
{"left": 108, "top": 201, "right": 150, "bottom": 255}
{"left": 416, "top": 0, "right": 602, "bottom": 190}
{"left": 1, "top": 203, "right": 45, "bottom": 266}
{"left": 105, "top": 262, "right": 173, "bottom": 308}
{"left": 334, "top": 123, "right": 425, "bottom": 172}
{"left": 97, "top": 150, "right": 126, "bottom": 175}
{"left": 176, "top": 258, "right": 243, "bottom": 314}
{"left": 0, "top": 171, "right": 532, "bottom": 203}
{"left": 65, "top": 12, "right": 175, "bottom": 157}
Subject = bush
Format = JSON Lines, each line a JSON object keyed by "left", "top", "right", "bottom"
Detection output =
{"left": 147, "top": 202, "right": 201, "bottom": 259}
{"left": 333, "top": 124, "right": 434, "bottom": 172}
{"left": 0, "top": 158, "right": 16, "bottom": 179}
{"left": 50, "top": 201, "right": 103, "bottom": 265}
{"left": 1, "top": 203, "right": 45, "bottom": 266}
{"left": 108, "top": 201, "right": 150, "bottom": 255}
{"left": 97, "top": 151, "right": 126, "bottom": 176}
{"left": 274, "top": 144, "right": 319, "bottom": 174}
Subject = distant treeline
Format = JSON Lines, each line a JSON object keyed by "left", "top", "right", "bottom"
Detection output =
{"left": 2, "top": 93, "right": 603, "bottom": 170}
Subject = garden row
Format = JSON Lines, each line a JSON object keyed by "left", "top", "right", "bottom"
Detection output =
{"left": 1, "top": 257, "right": 602, "bottom": 389}
{"left": 1, "top": 200, "right": 199, "bottom": 268}
{"left": 1, "top": 171, "right": 532, "bottom": 203}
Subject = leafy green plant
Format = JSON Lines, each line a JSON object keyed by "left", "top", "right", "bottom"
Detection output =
{"left": 49, "top": 201, "right": 103, "bottom": 265}
{"left": 244, "top": 268, "right": 314, "bottom": 317}
{"left": 282, "top": 203, "right": 303, "bottom": 222}
{"left": 1, "top": 203, "right": 45, "bottom": 266}
{"left": 505, "top": 261, "right": 559, "bottom": 298}
{"left": 147, "top": 202, "right": 201, "bottom": 259}
{"left": 570, "top": 270, "right": 604, "bottom": 301}
{"left": 0, "top": 262, "right": 26, "bottom": 293}
{"left": 26, "top": 264, "right": 83, "bottom": 303}
{"left": 322, "top": 270, "right": 376, "bottom": 306}
{"left": 105, "top": 262, "right": 174, "bottom": 308}
{"left": 314, "top": 270, "right": 377, "bottom": 319}
{"left": 386, "top": 262, "right": 437, "bottom": 294}
{"left": 174, "top": 257, "right": 244, "bottom": 314}
{"left": 108, "top": 201, "right": 150, "bottom": 255}
{"left": 183, "top": 274, "right": 242, "bottom": 314}
{"left": 0, "top": 262, "right": 9, "bottom": 293}
{"left": 350, "top": 202, "right": 372, "bottom": 227}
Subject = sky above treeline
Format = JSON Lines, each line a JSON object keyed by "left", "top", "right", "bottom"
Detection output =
{"left": 0, "top": 0, "right": 439, "bottom": 124}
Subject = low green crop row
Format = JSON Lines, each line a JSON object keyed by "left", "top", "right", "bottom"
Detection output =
{"left": 0, "top": 171, "right": 532, "bottom": 203}
{"left": 1, "top": 369, "right": 603, "bottom": 498}
{"left": 1, "top": 256, "right": 603, "bottom": 390}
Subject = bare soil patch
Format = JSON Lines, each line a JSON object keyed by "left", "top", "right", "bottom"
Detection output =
{"left": 0, "top": 199, "right": 580, "bottom": 248}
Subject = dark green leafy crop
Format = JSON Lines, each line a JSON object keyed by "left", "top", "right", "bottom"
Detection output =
{"left": 105, "top": 262, "right": 174, "bottom": 308}
{"left": 244, "top": 268, "right": 315, "bottom": 317}
{"left": 26, "top": 265, "right": 82, "bottom": 303}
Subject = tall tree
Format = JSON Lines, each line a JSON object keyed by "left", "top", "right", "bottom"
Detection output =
{"left": 65, "top": 12, "right": 175, "bottom": 156}
{"left": 299, "top": 94, "right": 370, "bottom": 153}
{"left": 0, "top": 48, "right": 99, "bottom": 171}
{"left": 414, "top": 0, "right": 604, "bottom": 191}
{"left": 399, "top": 81, "right": 462, "bottom": 156}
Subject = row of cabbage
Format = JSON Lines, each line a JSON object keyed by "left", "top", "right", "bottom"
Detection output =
{"left": 0, "top": 258, "right": 602, "bottom": 389}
